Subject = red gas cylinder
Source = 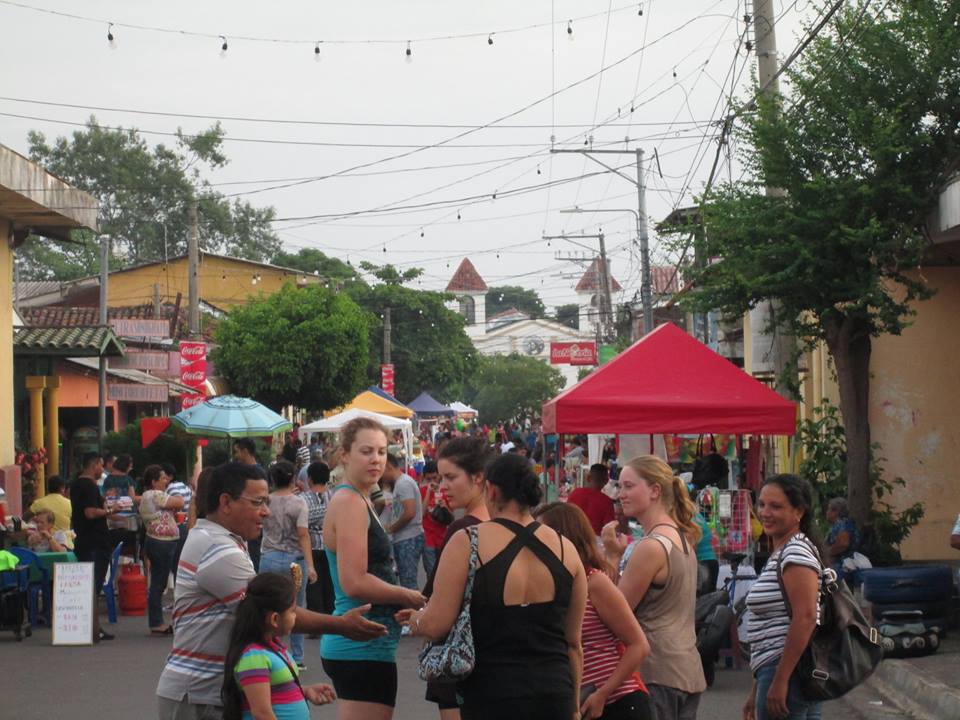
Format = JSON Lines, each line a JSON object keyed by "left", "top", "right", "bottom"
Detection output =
{"left": 119, "top": 564, "right": 147, "bottom": 616}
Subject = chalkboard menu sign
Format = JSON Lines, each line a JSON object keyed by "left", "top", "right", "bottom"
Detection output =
{"left": 52, "top": 562, "right": 95, "bottom": 645}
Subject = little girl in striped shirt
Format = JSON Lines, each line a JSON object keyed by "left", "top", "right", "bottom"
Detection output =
{"left": 222, "top": 573, "right": 336, "bottom": 720}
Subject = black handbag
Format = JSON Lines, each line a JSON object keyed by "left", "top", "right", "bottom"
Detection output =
{"left": 777, "top": 537, "right": 883, "bottom": 701}
{"left": 429, "top": 502, "right": 454, "bottom": 526}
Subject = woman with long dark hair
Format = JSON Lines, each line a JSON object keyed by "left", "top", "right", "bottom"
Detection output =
{"left": 222, "top": 573, "right": 335, "bottom": 720}
{"left": 609, "top": 456, "right": 706, "bottom": 720}
{"left": 258, "top": 459, "right": 316, "bottom": 669}
{"left": 743, "top": 475, "right": 823, "bottom": 720}
{"left": 139, "top": 463, "right": 183, "bottom": 635}
{"left": 421, "top": 437, "right": 492, "bottom": 720}
{"left": 535, "top": 502, "right": 653, "bottom": 720}
{"left": 402, "top": 453, "right": 587, "bottom": 720}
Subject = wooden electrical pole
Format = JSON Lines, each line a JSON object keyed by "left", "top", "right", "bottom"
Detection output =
{"left": 188, "top": 200, "right": 200, "bottom": 338}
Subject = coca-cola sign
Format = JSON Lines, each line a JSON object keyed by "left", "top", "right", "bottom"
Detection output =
{"left": 179, "top": 341, "right": 208, "bottom": 389}
{"left": 181, "top": 393, "right": 206, "bottom": 410}
{"left": 549, "top": 341, "right": 598, "bottom": 366}
{"left": 179, "top": 341, "right": 207, "bottom": 361}
{"left": 381, "top": 363, "right": 395, "bottom": 397}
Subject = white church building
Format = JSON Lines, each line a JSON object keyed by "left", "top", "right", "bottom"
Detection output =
{"left": 445, "top": 258, "right": 617, "bottom": 388}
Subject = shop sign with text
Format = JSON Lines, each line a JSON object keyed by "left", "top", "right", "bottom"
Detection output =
{"left": 549, "top": 341, "right": 598, "bottom": 366}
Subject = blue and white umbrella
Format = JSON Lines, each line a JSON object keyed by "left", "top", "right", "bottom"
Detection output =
{"left": 170, "top": 395, "right": 292, "bottom": 438}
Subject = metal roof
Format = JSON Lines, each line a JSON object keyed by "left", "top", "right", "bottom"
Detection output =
{"left": 13, "top": 325, "right": 125, "bottom": 357}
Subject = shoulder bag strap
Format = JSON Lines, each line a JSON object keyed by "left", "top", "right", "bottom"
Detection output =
{"left": 776, "top": 536, "right": 825, "bottom": 621}
{"left": 461, "top": 526, "right": 480, "bottom": 607}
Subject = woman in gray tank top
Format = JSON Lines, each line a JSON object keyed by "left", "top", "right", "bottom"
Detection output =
{"left": 608, "top": 455, "right": 707, "bottom": 720}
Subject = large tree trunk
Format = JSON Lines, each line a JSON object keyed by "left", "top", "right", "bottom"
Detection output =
{"left": 822, "top": 313, "right": 873, "bottom": 527}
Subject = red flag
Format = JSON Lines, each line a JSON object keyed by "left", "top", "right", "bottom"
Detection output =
{"left": 141, "top": 417, "right": 172, "bottom": 448}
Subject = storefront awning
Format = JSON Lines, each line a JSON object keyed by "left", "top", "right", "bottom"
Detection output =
{"left": 14, "top": 325, "right": 125, "bottom": 358}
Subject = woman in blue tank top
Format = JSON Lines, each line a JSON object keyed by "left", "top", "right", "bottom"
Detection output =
{"left": 320, "top": 417, "right": 426, "bottom": 719}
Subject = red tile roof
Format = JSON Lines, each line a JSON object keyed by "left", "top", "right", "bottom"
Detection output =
{"left": 651, "top": 266, "right": 681, "bottom": 296}
{"left": 445, "top": 258, "right": 488, "bottom": 293}
{"left": 21, "top": 304, "right": 183, "bottom": 331}
{"left": 575, "top": 258, "right": 622, "bottom": 293}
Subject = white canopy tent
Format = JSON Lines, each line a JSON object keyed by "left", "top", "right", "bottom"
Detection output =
{"left": 298, "top": 408, "right": 414, "bottom": 463}
{"left": 448, "top": 401, "right": 478, "bottom": 418}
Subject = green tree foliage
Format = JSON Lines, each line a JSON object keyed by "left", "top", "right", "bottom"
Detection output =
{"left": 486, "top": 286, "right": 546, "bottom": 319}
{"left": 345, "top": 264, "right": 477, "bottom": 402}
{"left": 271, "top": 248, "right": 360, "bottom": 285}
{"left": 104, "top": 421, "right": 198, "bottom": 481}
{"left": 554, "top": 303, "right": 580, "bottom": 330}
{"left": 211, "top": 284, "right": 370, "bottom": 412}
{"left": 20, "top": 119, "right": 280, "bottom": 279}
{"left": 675, "top": 2, "right": 959, "bottom": 525}
{"left": 465, "top": 354, "right": 565, "bottom": 425}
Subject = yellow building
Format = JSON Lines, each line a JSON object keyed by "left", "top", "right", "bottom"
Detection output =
{"left": 19, "top": 252, "right": 322, "bottom": 314}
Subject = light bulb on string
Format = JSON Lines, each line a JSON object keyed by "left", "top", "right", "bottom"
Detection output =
{"left": 672, "top": 66, "right": 677, "bottom": 79}
{"left": 420, "top": 228, "right": 424, "bottom": 238}
{"left": 382, "top": 244, "right": 387, "bottom": 253}
{"left": 107, "top": 23, "right": 117, "bottom": 49}
{"left": 567, "top": 20, "right": 573, "bottom": 40}
{"left": 405, "top": 41, "right": 412, "bottom": 63}
{"left": 457, "top": 210, "right": 462, "bottom": 220}
{"left": 488, "top": 33, "right": 494, "bottom": 46}
{"left": 638, "top": 3, "right": 644, "bottom": 16}
{"left": 492, "top": 191, "right": 497, "bottom": 200}
{"left": 220, "top": 36, "right": 229, "bottom": 58}
{"left": 537, "top": 165, "right": 541, "bottom": 175}
{"left": 314, "top": 42, "right": 322, "bottom": 62}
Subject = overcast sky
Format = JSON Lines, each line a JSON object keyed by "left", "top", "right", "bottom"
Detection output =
{"left": 0, "top": 0, "right": 812, "bottom": 311}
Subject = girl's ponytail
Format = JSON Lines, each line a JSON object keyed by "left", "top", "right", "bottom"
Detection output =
{"left": 624, "top": 455, "right": 702, "bottom": 544}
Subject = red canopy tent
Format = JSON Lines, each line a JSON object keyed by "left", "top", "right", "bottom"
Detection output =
{"left": 542, "top": 323, "right": 796, "bottom": 436}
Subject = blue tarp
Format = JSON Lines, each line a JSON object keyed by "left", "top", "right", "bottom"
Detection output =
{"left": 407, "top": 391, "right": 455, "bottom": 417}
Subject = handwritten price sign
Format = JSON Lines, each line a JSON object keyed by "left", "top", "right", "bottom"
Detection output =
{"left": 52, "top": 562, "right": 95, "bottom": 645}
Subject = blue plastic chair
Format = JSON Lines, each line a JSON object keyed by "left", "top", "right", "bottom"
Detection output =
{"left": 103, "top": 542, "right": 124, "bottom": 624}
{"left": 8, "top": 547, "right": 49, "bottom": 627}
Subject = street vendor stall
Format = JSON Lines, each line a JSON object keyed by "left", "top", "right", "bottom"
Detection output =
{"left": 298, "top": 408, "right": 414, "bottom": 463}
{"left": 542, "top": 322, "right": 797, "bottom": 563}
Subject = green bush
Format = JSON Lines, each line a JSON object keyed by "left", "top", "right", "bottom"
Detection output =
{"left": 104, "top": 420, "right": 197, "bottom": 482}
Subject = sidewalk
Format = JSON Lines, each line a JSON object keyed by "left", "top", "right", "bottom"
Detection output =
{"left": 866, "top": 633, "right": 960, "bottom": 719}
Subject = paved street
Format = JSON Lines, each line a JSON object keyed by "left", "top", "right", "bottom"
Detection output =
{"left": 0, "top": 611, "right": 907, "bottom": 720}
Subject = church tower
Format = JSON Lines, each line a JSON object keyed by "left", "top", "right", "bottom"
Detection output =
{"left": 446, "top": 258, "right": 488, "bottom": 339}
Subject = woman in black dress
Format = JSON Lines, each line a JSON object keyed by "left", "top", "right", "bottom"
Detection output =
{"left": 403, "top": 453, "right": 587, "bottom": 720}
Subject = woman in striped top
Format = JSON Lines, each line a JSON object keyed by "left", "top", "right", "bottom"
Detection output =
{"left": 536, "top": 502, "right": 652, "bottom": 720}
{"left": 223, "top": 573, "right": 336, "bottom": 720}
{"left": 743, "top": 475, "right": 823, "bottom": 720}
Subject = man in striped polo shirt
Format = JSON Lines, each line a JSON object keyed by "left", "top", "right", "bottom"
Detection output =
{"left": 156, "top": 462, "right": 386, "bottom": 720}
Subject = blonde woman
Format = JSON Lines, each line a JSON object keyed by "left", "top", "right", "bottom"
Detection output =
{"left": 320, "top": 417, "right": 426, "bottom": 720}
{"left": 609, "top": 456, "right": 706, "bottom": 720}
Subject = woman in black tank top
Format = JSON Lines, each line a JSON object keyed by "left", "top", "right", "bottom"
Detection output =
{"left": 402, "top": 454, "right": 587, "bottom": 720}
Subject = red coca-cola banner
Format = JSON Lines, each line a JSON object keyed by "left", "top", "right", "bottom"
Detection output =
{"left": 381, "top": 363, "right": 395, "bottom": 397}
{"left": 549, "top": 341, "right": 598, "bottom": 366}
{"left": 181, "top": 393, "right": 206, "bottom": 410}
{"left": 180, "top": 341, "right": 207, "bottom": 389}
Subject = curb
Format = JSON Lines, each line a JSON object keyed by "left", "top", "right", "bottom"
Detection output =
{"left": 865, "top": 658, "right": 960, "bottom": 720}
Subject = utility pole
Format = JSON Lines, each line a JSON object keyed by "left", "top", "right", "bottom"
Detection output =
{"left": 753, "top": 0, "right": 795, "bottom": 397}
{"left": 383, "top": 307, "right": 392, "bottom": 365}
{"left": 153, "top": 283, "right": 162, "bottom": 319}
{"left": 544, "top": 232, "right": 614, "bottom": 341}
{"left": 98, "top": 235, "right": 109, "bottom": 452}
{"left": 551, "top": 147, "right": 653, "bottom": 335}
{"left": 188, "top": 200, "right": 200, "bottom": 338}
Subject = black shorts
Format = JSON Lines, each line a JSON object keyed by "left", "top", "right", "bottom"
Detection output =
{"left": 425, "top": 680, "right": 459, "bottom": 710}
{"left": 320, "top": 658, "right": 397, "bottom": 707}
